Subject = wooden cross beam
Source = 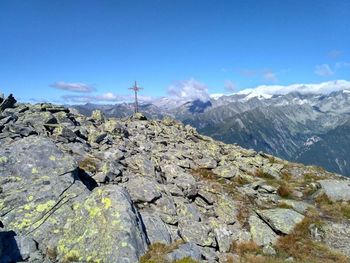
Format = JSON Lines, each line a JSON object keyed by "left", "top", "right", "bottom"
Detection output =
{"left": 129, "top": 81, "right": 143, "bottom": 113}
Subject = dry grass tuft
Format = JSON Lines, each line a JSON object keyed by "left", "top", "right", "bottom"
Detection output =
{"left": 276, "top": 216, "right": 348, "bottom": 262}
{"left": 191, "top": 168, "right": 217, "bottom": 180}
{"left": 78, "top": 156, "right": 99, "bottom": 174}
{"left": 140, "top": 241, "right": 186, "bottom": 263}
{"left": 230, "top": 240, "right": 262, "bottom": 256}
{"left": 277, "top": 183, "right": 293, "bottom": 198}
{"left": 315, "top": 193, "right": 350, "bottom": 219}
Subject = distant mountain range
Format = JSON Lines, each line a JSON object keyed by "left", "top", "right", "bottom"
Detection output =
{"left": 72, "top": 80, "right": 350, "bottom": 177}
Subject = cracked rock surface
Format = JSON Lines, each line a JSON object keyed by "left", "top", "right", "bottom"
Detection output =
{"left": 0, "top": 96, "right": 350, "bottom": 262}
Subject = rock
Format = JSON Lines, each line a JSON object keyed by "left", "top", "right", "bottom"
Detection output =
{"left": 322, "top": 222, "right": 350, "bottom": 257}
{"left": 318, "top": 179, "right": 350, "bottom": 201}
{"left": 94, "top": 161, "right": 122, "bottom": 184}
{"left": 213, "top": 165, "right": 238, "bottom": 179}
{"left": 140, "top": 212, "right": 172, "bottom": 245}
{"left": 0, "top": 94, "right": 16, "bottom": 112}
{"left": 0, "top": 92, "right": 4, "bottom": 103}
{"left": 126, "top": 154, "right": 156, "bottom": 177}
{"left": 53, "top": 125, "right": 77, "bottom": 142}
{"left": 125, "top": 176, "right": 162, "bottom": 203}
{"left": 153, "top": 195, "right": 178, "bottom": 224}
{"left": 175, "top": 198, "right": 202, "bottom": 222}
{"left": 249, "top": 214, "right": 278, "bottom": 246}
{"left": 166, "top": 242, "right": 202, "bottom": 262}
{"left": 0, "top": 136, "right": 77, "bottom": 178}
{"left": 257, "top": 208, "right": 304, "bottom": 235}
{"left": 195, "top": 157, "right": 217, "bottom": 169}
{"left": 179, "top": 220, "right": 216, "bottom": 247}
{"left": 41, "top": 105, "right": 69, "bottom": 113}
{"left": 56, "top": 186, "right": 148, "bottom": 262}
{"left": 263, "top": 244, "right": 276, "bottom": 255}
{"left": 131, "top": 112, "right": 147, "bottom": 121}
{"left": 173, "top": 173, "right": 198, "bottom": 198}
{"left": 262, "top": 163, "right": 284, "bottom": 179}
{"left": 14, "top": 236, "right": 38, "bottom": 260}
{"left": 0, "top": 136, "right": 92, "bottom": 260}
{"left": 0, "top": 230, "right": 23, "bottom": 262}
{"left": 213, "top": 224, "right": 237, "bottom": 252}
{"left": 91, "top": 109, "right": 105, "bottom": 123}
{"left": 214, "top": 195, "right": 237, "bottom": 224}
{"left": 280, "top": 200, "right": 312, "bottom": 214}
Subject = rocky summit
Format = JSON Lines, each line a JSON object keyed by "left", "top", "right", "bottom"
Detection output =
{"left": 1, "top": 94, "right": 350, "bottom": 263}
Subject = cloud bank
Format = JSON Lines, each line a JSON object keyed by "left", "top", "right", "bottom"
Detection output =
{"left": 167, "top": 78, "right": 210, "bottom": 102}
{"left": 237, "top": 80, "right": 350, "bottom": 96}
{"left": 62, "top": 93, "right": 153, "bottom": 104}
{"left": 50, "top": 82, "right": 96, "bottom": 93}
{"left": 314, "top": 64, "right": 334, "bottom": 77}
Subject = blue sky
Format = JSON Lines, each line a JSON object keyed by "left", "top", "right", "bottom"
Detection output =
{"left": 0, "top": 0, "right": 349, "bottom": 103}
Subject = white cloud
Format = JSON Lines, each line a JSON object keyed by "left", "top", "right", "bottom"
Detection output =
{"left": 61, "top": 92, "right": 153, "bottom": 104}
{"left": 335, "top": 62, "right": 350, "bottom": 70}
{"left": 263, "top": 71, "right": 278, "bottom": 82}
{"left": 314, "top": 64, "right": 334, "bottom": 77}
{"left": 167, "top": 78, "right": 210, "bottom": 102}
{"left": 50, "top": 81, "right": 95, "bottom": 93}
{"left": 237, "top": 80, "right": 350, "bottom": 96}
{"left": 328, "top": 49, "right": 342, "bottom": 59}
{"left": 224, "top": 80, "right": 236, "bottom": 92}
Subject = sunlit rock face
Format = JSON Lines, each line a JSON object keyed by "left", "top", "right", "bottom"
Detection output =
{"left": 1, "top": 96, "right": 350, "bottom": 262}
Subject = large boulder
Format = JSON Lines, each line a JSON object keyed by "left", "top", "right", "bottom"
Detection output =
{"left": 322, "top": 222, "right": 350, "bottom": 257}
{"left": 56, "top": 185, "right": 148, "bottom": 262}
{"left": 0, "top": 94, "right": 16, "bottom": 112}
{"left": 0, "top": 136, "right": 89, "bottom": 261}
{"left": 213, "top": 165, "right": 238, "bottom": 179}
{"left": 0, "top": 136, "right": 148, "bottom": 262}
{"left": 140, "top": 211, "right": 172, "bottom": 245}
{"left": 249, "top": 214, "right": 278, "bottom": 246}
{"left": 256, "top": 208, "right": 304, "bottom": 235}
{"left": 318, "top": 179, "right": 350, "bottom": 202}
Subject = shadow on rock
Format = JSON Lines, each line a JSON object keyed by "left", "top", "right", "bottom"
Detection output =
{"left": 0, "top": 231, "right": 22, "bottom": 263}
{"left": 75, "top": 167, "right": 98, "bottom": 191}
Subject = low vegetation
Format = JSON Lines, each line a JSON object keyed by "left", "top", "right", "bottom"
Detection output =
{"left": 140, "top": 241, "right": 196, "bottom": 263}
{"left": 275, "top": 216, "right": 348, "bottom": 263}
{"left": 315, "top": 193, "right": 350, "bottom": 219}
{"left": 78, "top": 155, "right": 99, "bottom": 174}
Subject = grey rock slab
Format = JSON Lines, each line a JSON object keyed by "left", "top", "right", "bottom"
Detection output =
{"left": 140, "top": 211, "right": 172, "bottom": 245}
{"left": 179, "top": 220, "right": 216, "bottom": 247}
{"left": 0, "top": 94, "right": 16, "bottom": 112}
{"left": 195, "top": 157, "right": 217, "bottom": 169}
{"left": 280, "top": 199, "right": 312, "bottom": 214}
{"left": 125, "top": 176, "right": 162, "bottom": 203}
{"left": 213, "top": 165, "right": 238, "bottom": 179}
{"left": 257, "top": 208, "right": 304, "bottom": 235}
{"left": 319, "top": 179, "right": 350, "bottom": 201}
{"left": 214, "top": 195, "right": 237, "bottom": 224}
{"left": 0, "top": 136, "right": 77, "bottom": 178}
{"left": 322, "top": 221, "right": 350, "bottom": 257}
{"left": 175, "top": 197, "right": 201, "bottom": 222}
{"left": 249, "top": 214, "right": 278, "bottom": 246}
{"left": 55, "top": 185, "right": 149, "bottom": 262}
{"left": 166, "top": 242, "right": 202, "bottom": 262}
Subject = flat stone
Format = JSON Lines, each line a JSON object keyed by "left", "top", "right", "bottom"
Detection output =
{"left": 213, "top": 165, "right": 238, "bottom": 179}
{"left": 140, "top": 212, "right": 172, "bottom": 245}
{"left": 319, "top": 179, "right": 350, "bottom": 201}
{"left": 179, "top": 220, "right": 216, "bottom": 247}
{"left": 125, "top": 176, "right": 162, "bottom": 203}
{"left": 257, "top": 208, "right": 304, "bottom": 235}
{"left": 249, "top": 214, "right": 278, "bottom": 246}
{"left": 166, "top": 242, "right": 202, "bottom": 262}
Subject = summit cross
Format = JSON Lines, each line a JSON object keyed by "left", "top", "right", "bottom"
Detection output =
{"left": 128, "top": 81, "right": 143, "bottom": 113}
